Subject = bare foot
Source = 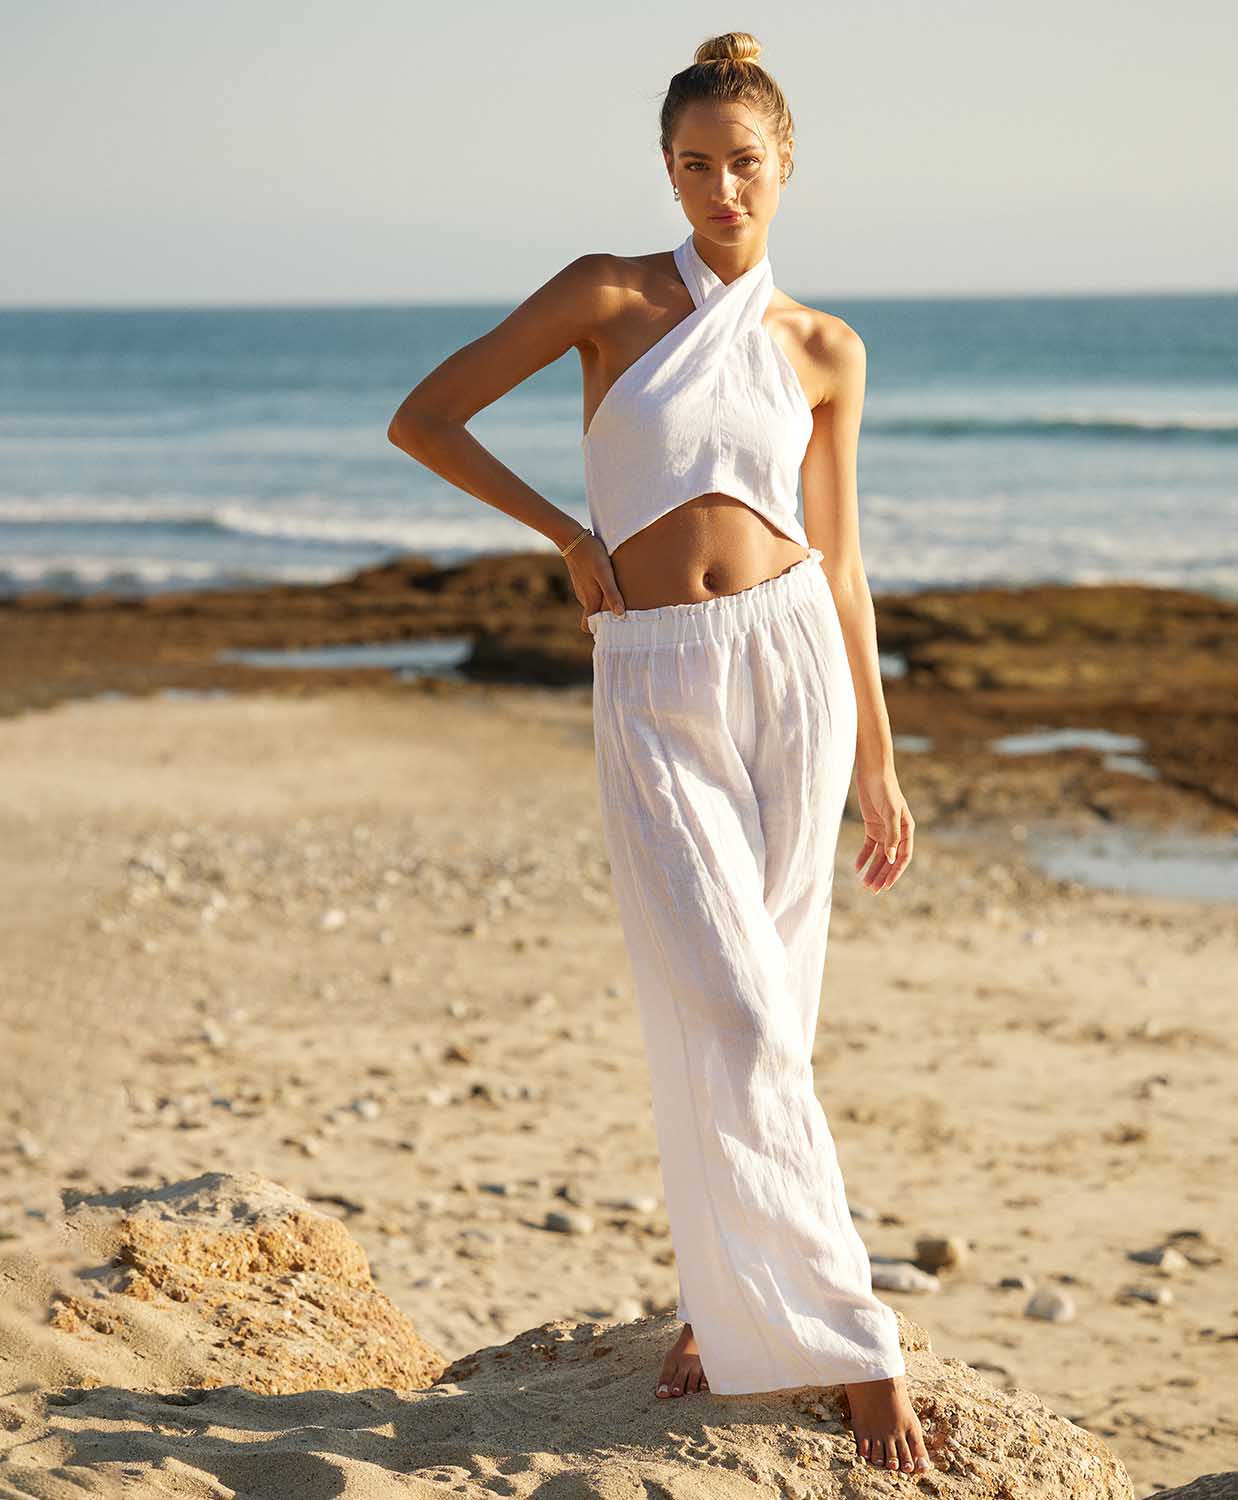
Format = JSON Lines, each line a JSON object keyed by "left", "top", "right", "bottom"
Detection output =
{"left": 655, "top": 1322, "right": 709, "bottom": 1398}
{"left": 844, "top": 1374, "right": 934, "bottom": 1473}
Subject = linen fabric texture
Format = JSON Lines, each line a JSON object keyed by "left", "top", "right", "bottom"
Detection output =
{"left": 587, "top": 551, "right": 907, "bottom": 1393}
{"left": 582, "top": 231, "right": 814, "bottom": 555}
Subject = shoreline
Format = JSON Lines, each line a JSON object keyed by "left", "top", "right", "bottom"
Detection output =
{"left": 2, "top": 549, "right": 1235, "bottom": 839}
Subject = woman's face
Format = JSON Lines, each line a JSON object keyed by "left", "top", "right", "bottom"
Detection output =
{"left": 664, "top": 100, "right": 788, "bottom": 239}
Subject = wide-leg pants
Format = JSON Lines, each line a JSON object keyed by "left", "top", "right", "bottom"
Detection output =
{"left": 586, "top": 546, "right": 906, "bottom": 1394}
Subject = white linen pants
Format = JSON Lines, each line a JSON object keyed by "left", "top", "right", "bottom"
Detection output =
{"left": 586, "top": 546, "right": 906, "bottom": 1394}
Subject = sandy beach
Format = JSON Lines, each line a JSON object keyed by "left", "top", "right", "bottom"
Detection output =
{"left": 0, "top": 563, "right": 1235, "bottom": 1496}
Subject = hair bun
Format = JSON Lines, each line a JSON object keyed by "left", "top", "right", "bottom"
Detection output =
{"left": 693, "top": 31, "right": 763, "bottom": 67}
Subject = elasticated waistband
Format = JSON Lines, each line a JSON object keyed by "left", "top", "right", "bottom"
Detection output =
{"left": 588, "top": 547, "right": 826, "bottom": 651}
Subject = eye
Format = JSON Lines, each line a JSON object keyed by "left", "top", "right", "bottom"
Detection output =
{"left": 685, "top": 157, "right": 762, "bottom": 170}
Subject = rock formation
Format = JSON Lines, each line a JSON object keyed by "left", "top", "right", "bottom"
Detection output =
{"left": 0, "top": 1171, "right": 1171, "bottom": 1496}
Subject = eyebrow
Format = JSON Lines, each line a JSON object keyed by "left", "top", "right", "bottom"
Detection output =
{"left": 676, "top": 146, "right": 763, "bottom": 159}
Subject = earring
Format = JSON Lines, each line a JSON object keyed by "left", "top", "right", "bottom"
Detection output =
{"left": 672, "top": 185, "right": 680, "bottom": 199}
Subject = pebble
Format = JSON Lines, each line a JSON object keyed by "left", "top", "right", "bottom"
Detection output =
{"left": 1128, "top": 1246, "right": 1189, "bottom": 1273}
{"left": 999, "top": 1273, "right": 1036, "bottom": 1290}
{"left": 914, "top": 1235, "right": 969, "bottom": 1272}
{"left": 1123, "top": 1284, "right": 1174, "bottom": 1306}
{"left": 457, "top": 1228, "right": 503, "bottom": 1258}
{"left": 15, "top": 1131, "right": 42, "bottom": 1161}
{"left": 544, "top": 1208, "right": 594, "bottom": 1236}
{"left": 869, "top": 1260, "right": 940, "bottom": 1293}
{"left": 1024, "top": 1286, "right": 1075, "bottom": 1322}
{"left": 498, "top": 1081, "right": 540, "bottom": 1101}
{"left": 1169, "top": 1237, "right": 1222, "bottom": 1269}
{"left": 608, "top": 1297, "right": 644, "bottom": 1321}
{"left": 351, "top": 1097, "right": 382, "bottom": 1121}
{"left": 847, "top": 1201, "right": 878, "bottom": 1221}
{"left": 319, "top": 908, "right": 347, "bottom": 931}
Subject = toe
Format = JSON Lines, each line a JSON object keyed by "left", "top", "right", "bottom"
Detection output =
{"left": 910, "top": 1428, "right": 933, "bottom": 1471}
{"left": 897, "top": 1434, "right": 915, "bottom": 1472}
{"left": 856, "top": 1435, "right": 870, "bottom": 1463}
{"left": 884, "top": 1433, "right": 901, "bottom": 1469}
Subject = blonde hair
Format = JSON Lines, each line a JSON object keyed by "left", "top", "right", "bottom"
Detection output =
{"left": 659, "top": 31, "right": 794, "bottom": 176}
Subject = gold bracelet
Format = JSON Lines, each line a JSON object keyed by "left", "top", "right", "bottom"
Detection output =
{"left": 558, "top": 525, "right": 592, "bottom": 558}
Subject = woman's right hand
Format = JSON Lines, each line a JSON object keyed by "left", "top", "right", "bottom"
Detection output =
{"left": 564, "top": 533, "right": 626, "bottom": 632}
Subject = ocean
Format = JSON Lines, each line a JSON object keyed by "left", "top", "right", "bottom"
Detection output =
{"left": 1, "top": 292, "right": 1235, "bottom": 601}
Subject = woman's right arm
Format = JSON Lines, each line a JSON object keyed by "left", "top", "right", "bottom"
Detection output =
{"left": 387, "top": 254, "right": 626, "bottom": 625}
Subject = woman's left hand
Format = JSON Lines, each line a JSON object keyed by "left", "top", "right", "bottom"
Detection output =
{"left": 854, "top": 764, "right": 915, "bottom": 893}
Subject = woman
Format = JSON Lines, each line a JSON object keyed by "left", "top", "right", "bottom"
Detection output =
{"left": 388, "top": 31, "right": 932, "bottom": 1477}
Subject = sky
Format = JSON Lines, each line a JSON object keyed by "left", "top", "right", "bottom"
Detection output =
{"left": 2, "top": 0, "right": 1235, "bottom": 305}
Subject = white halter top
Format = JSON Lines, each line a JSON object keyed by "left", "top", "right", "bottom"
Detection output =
{"left": 581, "top": 232, "right": 814, "bottom": 555}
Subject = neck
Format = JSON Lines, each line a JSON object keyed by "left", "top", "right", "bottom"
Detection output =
{"left": 689, "top": 229, "right": 768, "bottom": 285}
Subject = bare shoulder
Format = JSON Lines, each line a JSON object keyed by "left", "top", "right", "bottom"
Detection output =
{"left": 769, "top": 292, "right": 865, "bottom": 409}
{"left": 575, "top": 248, "right": 681, "bottom": 330}
{"left": 802, "top": 306, "right": 865, "bottom": 406}
{"left": 805, "top": 307, "right": 865, "bottom": 363}
{"left": 535, "top": 252, "right": 625, "bottom": 345}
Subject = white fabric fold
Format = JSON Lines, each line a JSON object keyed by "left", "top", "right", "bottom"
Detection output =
{"left": 583, "top": 232, "right": 814, "bottom": 554}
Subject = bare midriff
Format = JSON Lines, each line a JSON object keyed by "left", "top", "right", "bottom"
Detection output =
{"left": 606, "top": 493, "right": 811, "bottom": 610}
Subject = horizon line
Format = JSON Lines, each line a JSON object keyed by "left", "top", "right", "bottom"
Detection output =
{"left": 3, "top": 284, "right": 1238, "bottom": 313}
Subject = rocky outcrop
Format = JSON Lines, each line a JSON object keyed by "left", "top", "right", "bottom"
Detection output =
{"left": 46, "top": 1171, "right": 447, "bottom": 1394}
{"left": 2, "top": 553, "right": 1234, "bottom": 829}
{"left": 1145, "top": 1480, "right": 1238, "bottom": 1500}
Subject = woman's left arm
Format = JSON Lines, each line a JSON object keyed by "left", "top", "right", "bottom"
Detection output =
{"left": 800, "top": 315, "right": 914, "bottom": 893}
